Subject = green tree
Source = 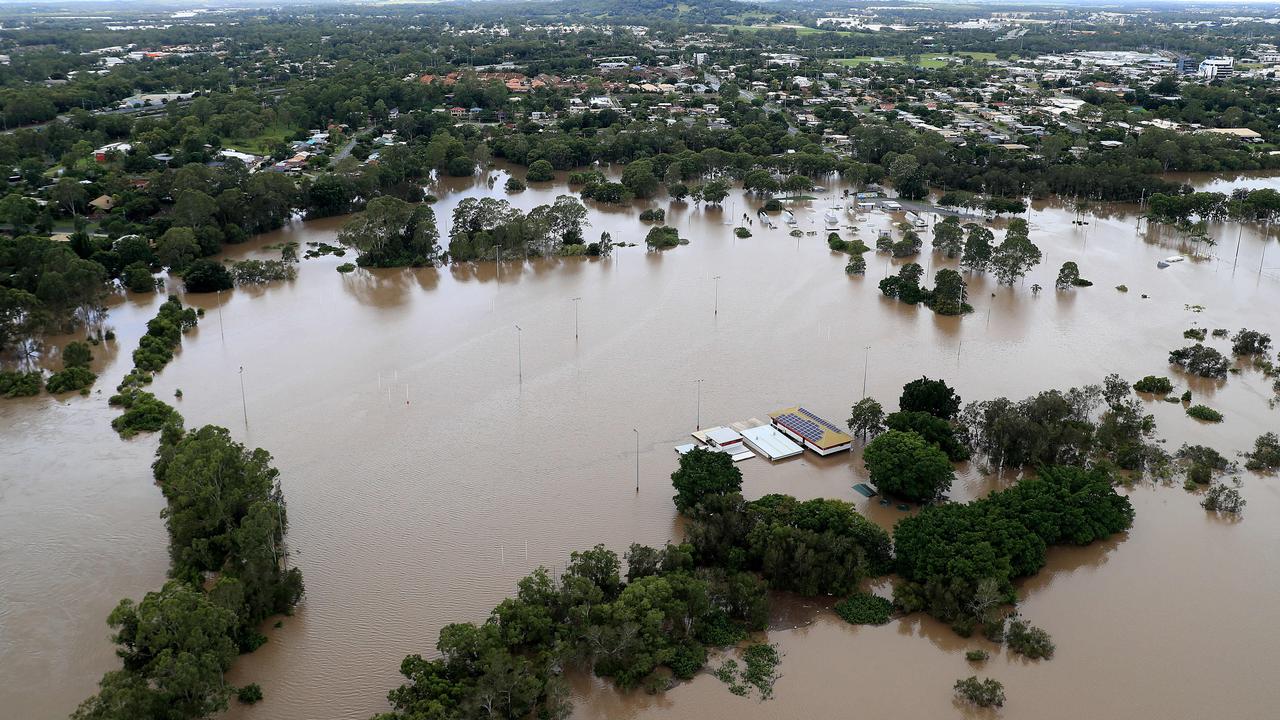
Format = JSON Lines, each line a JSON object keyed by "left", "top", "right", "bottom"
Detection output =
{"left": 932, "top": 216, "right": 964, "bottom": 258}
{"left": 156, "top": 228, "right": 201, "bottom": 272}
{"left": 862, "top": 430, "right": 954, "bottom": 503}
{"left": 700, "top": 179, "right": 729, "bottom": 206}
{"left": 183, "top": 259, "right": 233, "bottom": 293}
{"left": 671, "top": 447, "right": 742, "bottom": 514}
{"left": 621, "top": 159, "right": 659, "bottom": 199}
{"left": 526, "top": 159, "right": 554, "bottom": 182}
{"left": 847, "top": 397, "right": 886, "bottom": 441}
{"left": 900, "top": 376, "right": 962, "bottom": 419}
{"left": 73, "top": 581, "right": 238, "bottom": 720}
{"left": 0, "top": 193, "right": 38, "bottom": 234}
{"left": 62, "top": 340, "right": 93, "bottom": 368}
{"left": 338, "top": 196, "right": 440, "bottom": 267}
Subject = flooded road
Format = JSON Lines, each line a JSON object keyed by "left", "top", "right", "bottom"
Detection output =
{"left": 3, "top": 167, "right": 1279, "bottom": 719}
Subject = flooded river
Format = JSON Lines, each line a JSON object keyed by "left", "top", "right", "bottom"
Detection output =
{"left": 3, "top": 167, "right": 1279, "bottom": 719}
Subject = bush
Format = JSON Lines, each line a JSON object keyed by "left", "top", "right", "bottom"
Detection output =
{"left": 965, "top": 649, "right": 990, "bottom": 663}
{"left": 183, "top": 259, "right": 234, "bottom": 293}
{"left": 504, "top": 176, "right": 526, "bottom": 192}
{"left": 1181, "top": 390, "right": 1192, "bottom": 403}
{"left": 336, "top": 262, "right": 356, "bottom": 273}
{"left": 0, "top": 370, "right": 43, "bottom": 398}
{"left": 1185, "top": 405, "right": 1223, "bottom": 422}
{"left": 1231, "top": 329, "right": 1272, "bottom": 356}
{"left": 845, "top": 255, "right": 866, "bottom": 275}
{"left": 835, "top": 593, "right": 893, "bottom": 625}
{"left": 110, "top": 391, "right": 182, "bottom": 438}
{"left": 1005, "top": 617, "right": 1055, "bottom": 659}
{"left": 526, "top": 159, "right": 554, "bottom": 182}
{"left": 1115, "top": 284, "right": 1128, "bottom": 292}
{"left": 1132, "top": 375, "right": 1173, "bottom": 394}
{"left": 762, "top": 199, "right": 782, "bottom": 212}
{"left": 236, "top": 683, "right": 263, "bottom": 705}
{"left": 1244, "top": 432, "right": 1280, "bottom": 472}
{"left": 122, "top": 261, "right": 156, "bottom": 293}
{"left": 735, "top": 227, "right": 751, "bottom": 238}
{"left": 46, "top": 366, "right": 97, "bottom": 394}
{"left": 639, "top": 208, "right": 666, "bottom": 223}
{"left": 229, "top": 259, "right": 297, "bottom": 285}
{"left": 1183, "top": 327, "right": 1207, "bottom": 341}
{"left": 1202, "top": 482, "right": 1245, "bottom": 514}
{"left": 954, "top": 676, "right": 1005, "bottom": 708}
{"left": 1169, "top": 344, "right": 1229, "bottom": 378}
{"left": 62, "top": 340, "right": 93, "bottom": 368}
{"left": 645, "top": 226, "right": 682, "bottom": 249}
{"left": 668, "top": 640, "right": 707, "bottom": 680}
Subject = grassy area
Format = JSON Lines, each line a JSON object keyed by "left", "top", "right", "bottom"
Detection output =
{"left": 223, "top": 124, "right": 299, "bottom": 155}
{"left": 835, "top": 52, "right": 1003, "bottom": 69}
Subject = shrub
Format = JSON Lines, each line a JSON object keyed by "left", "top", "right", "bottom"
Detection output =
{"left": 835, "top": 593, "right": 894, "bottom": 625}
{"left": 336, "top": 262, "right": 356, "bottom": 273}
{"left": 1005, "top": 617, "right": 1055, "bottom": 659}
{"left": 1183, "top": 327, "right": 1207, "bottom": 341}
{"left": 762, "top": 199, "right": 782, "bottom": 212}
{"left": 1244, "top": 432, "right": 1280, "bottom": 472}
{"left": 46, "top": 366, "right": 97, "bottom": 394}
{"left": 1231, "top": 329, "right": 1272, "bottom": 356}
{"left": 229, "top": 259, "right": 296, "bottom": 285}
{"left": 236, "top": 683, "right": 263, "bottom": 705}
{"left": 846, "top": 255, "right": 866, "bottom": 275}
{"left": 504, "top": 176, "right": 526, "bottom": 192}
{"left": 1201, "top": 482, "right": 1245, "bottom": 514}
{"left": 122, "top": 261, "right": 156, "bottom": 293}
{"left": 954, "top": 676, "right": 1005, "bottom": 708}
{"left": 1115, "top": 284, "right": 1128, "bottom": 292}
{"left": 1169, "top": 344, "right": 1229, "bottom": 378}
{"left": 965, "top": 649, "right": 990, "bottom": 662}
{"left": 1185, "top": 405, "right": 1223, "bottom": 422}
{"left": 110, "top": 391, "right": 182, "bottom": 438}
{"left": 645, "top": 226, "right": 682, "bottom": 249}
{"left": 1181, "top": 390, "right": 1192, "bottom": 403}
{"left": 0, "top": 370, "right": 43, "bottom": 398}
{"left": 1132, "top": 375, "right": 1173, "bottom": 394}
{"left": 668, "top": 640, "right": 707, "bottom": 680}
{"left": 62, "top": 341, "right": 93, "bottom": 368}
{"left": 639, "top": 208, "right": 666, "bottom": 223}
{"left": 734, "top": 227, "right": 751, "bottom": 238}
{"left": 1211, "top": 328, "right": 1228, "bottom": 337}
{"left": 526, "top": 159, "right": 554, "bottom": 182}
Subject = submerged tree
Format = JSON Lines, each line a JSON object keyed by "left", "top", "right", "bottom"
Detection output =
{"left": 338, "top": 196, "right": 440, "bottom": 267}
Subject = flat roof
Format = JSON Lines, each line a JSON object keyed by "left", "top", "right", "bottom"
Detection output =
{"left": 768, "top": 406, "right": 852, "bottom": 450}
{"left": 741, "top": 425, "right": 803, "bottom": 460}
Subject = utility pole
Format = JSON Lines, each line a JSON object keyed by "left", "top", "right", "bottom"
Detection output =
{"left": 713, "top": 275, "right": 721, "bottom": 316}
{"left": 570, "top": 297, "right": 581, "bottom": 341}
{"left": 515, "top": 325, "right": 523, "bottom": 385}
{"left": 238, "top": 366, "right": 248, "bottom": 427}
{"left": 633, "top": 428, "right": 640, "bottom": 493}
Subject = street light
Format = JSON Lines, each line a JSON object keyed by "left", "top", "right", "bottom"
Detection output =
{"left": 570, "top": 297, "right": 581, "bottom": 341}
{"left": 693, "top": 379, "right": 704, "bottom": 429}
{"left": 713, "top": 275, "right": 721, "bottom": 316}
{"left": 238, "top": 366, "right": 248, "bottom": 427}
{"left": 515, "top": 325, "right": 523, "bottom": 385}
{"left": 633, "top": 428, "right": 640, "bottom": 493}
{"left": 860, "top": 346, "right": 870, "bottom": 399}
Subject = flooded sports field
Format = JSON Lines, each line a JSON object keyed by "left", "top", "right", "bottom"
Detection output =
{"left": 3, "top": 167, "right": 1278, "bottom": 719}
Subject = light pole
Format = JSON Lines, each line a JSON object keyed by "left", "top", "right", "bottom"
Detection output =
{"left": 570, "top": 297, "right": 581, "bottom": 341}
{"left": 861, "top": 346, "right": 870, "bottom": 399}
{"left": 515, "top": 325, "right": 523, "bottom": 385}
{"left": 693, "top": 379, "right": 704, "bottom": 429}
{"left": 238, "top": 366, "right": 248, "bottom": 427}
{"left": 713, "top": 275, "right": 721, "bottom": 316}
{"left": 633, "top": 428, "right": 639, "bottom": 493}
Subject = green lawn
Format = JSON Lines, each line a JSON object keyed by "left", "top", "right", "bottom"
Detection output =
{"left": 223, "top": 124, "right": 299, "bottom": 155}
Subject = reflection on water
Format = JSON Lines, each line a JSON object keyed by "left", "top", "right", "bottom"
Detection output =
{"left": 3, "top": 165, "right": 1280, "bottom": 720}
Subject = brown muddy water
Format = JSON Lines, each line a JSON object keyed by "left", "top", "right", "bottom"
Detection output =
{"left": 3, "top": 167, "right": 1279, "bottom": 720}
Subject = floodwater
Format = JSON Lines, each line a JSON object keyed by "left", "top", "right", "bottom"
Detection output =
{"left": 3, "top": 164, "right": 1279, "bottom": 720}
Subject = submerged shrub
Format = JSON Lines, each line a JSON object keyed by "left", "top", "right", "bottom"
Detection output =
{"left": 835, "top": 593, "right": 894, "bottom": 625}
{"left": 1185, "top": 405, "right": 1223, "bottom": 422}
{"left": 954, "top": 676, "right": 1005, "bottom": 707}
{"left": 1005, "top": 617, "right": 1055, "bottom": 659}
